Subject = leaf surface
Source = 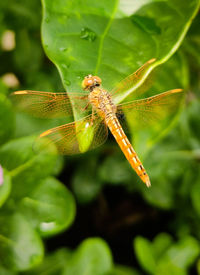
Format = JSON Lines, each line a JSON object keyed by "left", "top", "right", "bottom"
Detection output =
{"left": 0, "top": 212, "right": 44, "bottom": 271}
{"left": 41, "top": 0, "right": 199, "bottom": 110}
{"left": 63, "top": 238, "right": 113, "bottom": 275}
{"left": 19, "top": 177, "right": 76, "bottom": 237}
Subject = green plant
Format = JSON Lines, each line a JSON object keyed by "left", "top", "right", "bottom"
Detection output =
{"left": 0, "top": 0, "right": 200, "bottom": 274}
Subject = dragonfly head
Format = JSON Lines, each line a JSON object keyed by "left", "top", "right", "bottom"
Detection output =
{"left": 82, "top": 75, "right": 102, "bottom": 91}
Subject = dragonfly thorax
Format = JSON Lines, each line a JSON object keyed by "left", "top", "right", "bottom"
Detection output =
{"left": 89, "top": 88, "right": 117, "bottom": 119}
{"left": 82, "top": 75, "right": 102, "bottom": 91}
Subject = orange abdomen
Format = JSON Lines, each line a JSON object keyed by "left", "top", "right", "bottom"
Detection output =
{"left": 106, "top": 115, "right": 151, "bottom": 187}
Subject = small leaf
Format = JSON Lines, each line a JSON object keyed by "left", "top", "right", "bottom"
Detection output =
{"left": 164, "top": 236, "right": 200, "bottom": 269}
{"left": 0, "top": 136, "right": 58, "bottom": 199}
{"left": 134, "top": 236, "right": 156, "bottom": 274}
{"left": 63, "top": 238, "right": 113, "bottom": 275}
{"left": 141, "top": 176, "right": 174, "bottom": 209}
{"left": 0, "top": 212, "right": 44, "bottom": 271}
{"left": 0, "top": 167, "right": 12, "bottom": 207}
{"left": 152, "top": 233, "right": 173, "bottom": 259}
{"left": 156, "top": 236, "right": 200, "bottom": 274}
{"left": 19, "top": 177, "right": 76, "bottom": 237}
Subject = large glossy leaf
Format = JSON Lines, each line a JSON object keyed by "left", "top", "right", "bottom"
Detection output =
{"left": 63, "top": 238, "right": 113, "bottom": 275}
{"left": 19, "top": 177, "right": 76, "bottom": 237}
{"left": 0, "top": 212, "right": 44, "bottom": 271}
{"left": 128, "top": 52, "right": 187, "bottom": 158}
{"left": 41, "top": 0, "right": 199, "bottom": 155}
{"left": 134, "top": 236, "right": 156, "bottom": 274}
{"left": 41, "top": 0, "right": 199, "bottom": 110}
{"left": 0, "top": 136, "right": 58, "bottom": 199}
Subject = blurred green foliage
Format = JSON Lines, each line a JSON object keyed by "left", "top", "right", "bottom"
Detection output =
{"left": 134, "top": 234, "right": 199, "bottom": 274}
{"left": 0, "top": 0, "right": 200, "bottom": 274}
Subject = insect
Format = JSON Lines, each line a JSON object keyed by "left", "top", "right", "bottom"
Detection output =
{"left": 11, "top": 59, "right": 183, "bottom": 187}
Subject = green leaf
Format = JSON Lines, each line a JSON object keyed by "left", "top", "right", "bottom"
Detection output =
{"left": 63, "top": 238, "right": 113, "bottom": 275}
{"left": 134, "top": 234, "right": 200, "bottom": 275}
{"left": 0, "top": 212, "right": 44, "bottom": 271}
{"left": 134, "top": 236, "right": 156, "bottom": 274}
{"left": 137, "top": 136, "right": 192, "bottom": 209}
{"left": 23, "top": 248, "right": 72, "bottom": 275}
{"left": 155, "top": 262, "right": 186, "bottom": 275}
{"left": 152, "top": 233, "right": 173, "bottom": 259}
{"left": 0, "top": 167, "right": 12, "bottom": 207}
{"left": 156, "top": 236, "right": 200, "bottom": 275}
{"left": 41, "top": 0, "right": 199, "bottom": 157}
{"left": 140, "top": 179, "right": 174, "bottom": 209}
{"left": 131, "top": 53, "right": 187, "bottom": 158}
{"left": 41, "top": 0, "right": 199, "bottom": 104}
{"left": 144, "top": 52, "right": 189, "bottom": 94}
{"left": 164, "top": 236, "right": 200, "bottom": 269}
{"left": 19, "top": 177, "right": 76, "bottom": 237}
{"left": 0, "top": 136, "right": 58, "bottom": 199}
{"left": 0, "top": 93, "right": 15, "bottom": 145}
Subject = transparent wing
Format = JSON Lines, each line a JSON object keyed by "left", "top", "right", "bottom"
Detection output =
{"left": 111, "top": 58, "right": 156, "bottom": 102}
{"left": 117, "top": 89, "right": 184, "bottom": 130}
{"left": 34, "top": 113, "right": 108, "bottom": 155}
{"left": 10, "top": 90, "right": 89, "bottom": 118}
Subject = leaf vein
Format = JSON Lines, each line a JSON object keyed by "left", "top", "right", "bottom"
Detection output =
{"left": 94, "top": 0, "right": 119, "bottom": 74}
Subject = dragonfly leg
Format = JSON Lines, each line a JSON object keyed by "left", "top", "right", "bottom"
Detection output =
{"left": 74, "top": 95, "right": 88, "bottom": 100}
{"left": 90, "top": 109, "right": 95, "bottom": 126}
{"left": 80, "top": 102, "right": 90, "bottom": 111}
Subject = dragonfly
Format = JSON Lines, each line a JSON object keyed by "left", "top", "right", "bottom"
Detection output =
{"left": 11, "top": 59, "right": 183, "bottom": 187}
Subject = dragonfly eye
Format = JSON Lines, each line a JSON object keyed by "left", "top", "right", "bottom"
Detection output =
{"left": 82, "top": 75, "right": 102, "bottom": 90}
{"left": 93, "top": 76, "right": 102, "bottom": 86}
